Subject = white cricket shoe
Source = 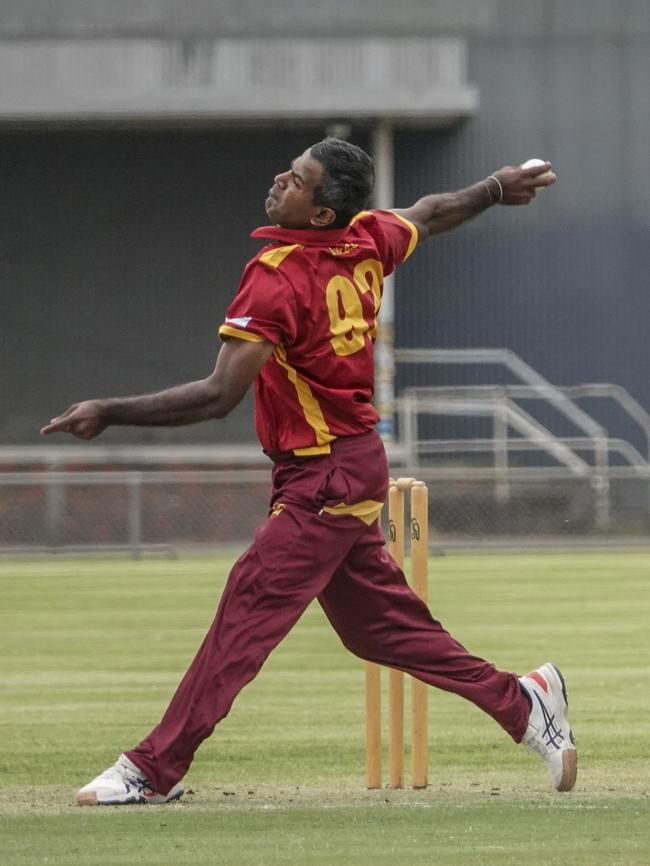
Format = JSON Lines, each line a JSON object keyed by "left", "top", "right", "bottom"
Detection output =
{"left": 519, "top": 662, "right": 577, "bottom": 792}
{"left": 76, "top": 754, "right": 184, "bottom": 806}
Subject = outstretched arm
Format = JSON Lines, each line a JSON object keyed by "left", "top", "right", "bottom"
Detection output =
{"left": 393, "top": 161, "right": 556, "bottom": 243}
{"left": 40, "top": 337, "right": 275, "bottom": 440}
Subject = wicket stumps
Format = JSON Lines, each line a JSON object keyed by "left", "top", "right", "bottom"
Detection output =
{"left": 365, "top": 477, "right": 429, "bottom": 789}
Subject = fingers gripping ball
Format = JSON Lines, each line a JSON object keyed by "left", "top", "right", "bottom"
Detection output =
{"left": 521, "top": 158, "right": 555, "bottom": 191}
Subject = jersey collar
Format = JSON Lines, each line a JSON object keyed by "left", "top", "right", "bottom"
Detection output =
{"left": 251, "top": 223, "right": 352, "bottom": 246}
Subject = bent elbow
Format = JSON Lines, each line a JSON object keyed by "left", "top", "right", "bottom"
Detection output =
{"left": 211, "top": 402, "right": 232, "bottom": 420}
{"left": 208, "top": 390, "right": 241, "bottom": 420}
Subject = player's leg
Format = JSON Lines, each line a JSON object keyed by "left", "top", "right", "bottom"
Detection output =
{"left": 122, "top": 507, "right": 366, "bottom": 798}
{"left": 77, "top": 506, "right": 367, "bottom": 804}
{"left": 76, "top": 436, "right": 386, "bottom": 804}
{"left": 317, "top": 523, "right": 577, "bottom": 791}
{"left": 318, "top": 523, "right": 528, "bottom": 737}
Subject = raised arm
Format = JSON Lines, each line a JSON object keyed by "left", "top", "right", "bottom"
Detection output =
{"left": 393, "top": 161, "right": 556, "bottom": 243}
{"left": 40, "top": 337, "right": 275, "bottom": 440}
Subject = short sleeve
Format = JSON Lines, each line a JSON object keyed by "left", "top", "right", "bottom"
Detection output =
{"left": 350, "top": 210, "right": 419, "bottom": 276}
{"left": 218, "top": 259, "right": 298, "bottom": 346}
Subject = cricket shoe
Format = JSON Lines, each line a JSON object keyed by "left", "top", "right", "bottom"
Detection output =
{"left": 519, "top": 663, "right": 577, "bottom": 792}
{"left": 76, "top": 754, "right": 184, "bottom": 806}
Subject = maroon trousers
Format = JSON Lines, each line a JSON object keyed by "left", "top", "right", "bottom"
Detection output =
{"left": 127, "top": 430, "right": 529, "bottom": 795}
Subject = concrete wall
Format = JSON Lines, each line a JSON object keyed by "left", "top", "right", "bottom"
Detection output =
{"left": 0, "top": 0, "right": 500, "bottom": 38}
{"left": 2, "top": 126, "right": 371, "bottom": 444}
{"left": 2, "top": 0, "right": 650, "bottom": 39}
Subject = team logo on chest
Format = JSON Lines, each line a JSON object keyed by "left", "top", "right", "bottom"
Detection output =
{"left": 329, "top": 243, "right": 358, "bottom": 256}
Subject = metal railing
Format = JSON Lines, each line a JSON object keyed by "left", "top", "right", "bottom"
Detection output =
{"left": 2, "top": 463, "right": 650, "bottom": 553}
{"left": 2, "top": 349, "right": 649, "bottom": 551}
{"left": 0, "top": 469, "right": 272, "bottom": 556}
{"left": 393, "top": 349, "right": 650, "bottom": 533}
{"left": 393, "top": 348, "right": 608, "bottom": 442}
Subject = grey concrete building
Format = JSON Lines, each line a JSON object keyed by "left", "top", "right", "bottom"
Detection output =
{"left": 2, "top": 1, "right": 649, "bottom": 454}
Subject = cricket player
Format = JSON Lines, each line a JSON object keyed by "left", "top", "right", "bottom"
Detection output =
{"left": 42, "top": 138, "right": 576, "bottom": 805}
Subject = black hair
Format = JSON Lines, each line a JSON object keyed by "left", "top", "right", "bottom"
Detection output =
{"left": 309, "top": 138, "right": 375, "bottom": 229}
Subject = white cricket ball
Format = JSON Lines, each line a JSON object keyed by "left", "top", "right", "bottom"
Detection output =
{"left": 520, "top": 158, "right": 554, "bottom": 190}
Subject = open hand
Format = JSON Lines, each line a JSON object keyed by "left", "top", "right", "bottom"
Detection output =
{"left": 492, "top": 161, "right": 556, "bottom": 205}
{"left": 40, "top": 400, "right": 108, "bottom": 440}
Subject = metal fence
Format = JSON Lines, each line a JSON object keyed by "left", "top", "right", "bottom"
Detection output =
{"left": 390, "top": 348, "right": 650, "bottom": 544}
{"left": 0, "top": 469, "right": 271, "bottom": 555}
{"left": 2, "top": 465, "right": 649, "bottom": 556}
{"left": 412, "top": 469, "right": 650, "bottom": 545}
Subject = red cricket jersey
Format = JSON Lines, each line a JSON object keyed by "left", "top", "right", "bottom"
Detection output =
{"left": 218, "top": 209, "right": 418, "bottom": 456}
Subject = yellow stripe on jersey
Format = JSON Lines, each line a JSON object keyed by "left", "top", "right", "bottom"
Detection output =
{"left": 218, "top": 325, "right": 265, "bottom": 342}
{"left": 349, "top": 210, "right": 372, "bottom": 226}
{"left": 273, "top": 346, "right": 336, "bottom": 454}
{"left": 259, "top": 244, "right": 301, "bottom": 269}
{"left": 391, "top": 212, "right": 419, "bottom": 261}
{"left": 321, "top": 499, "right": 384, "bottom": 526}
{"left": 293, "top": 444, "right": 332, "bottom": 457}
{"left": 349, "top": 210, "right": 419, "bottom": 263}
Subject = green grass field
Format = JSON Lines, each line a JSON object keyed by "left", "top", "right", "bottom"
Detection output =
{"left": 1, "top": 551, "right": 649, "bottom": 866}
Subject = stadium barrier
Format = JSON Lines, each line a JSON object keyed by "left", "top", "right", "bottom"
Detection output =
{"left": 1, "top": 465, "right": 649, "bottom": 555}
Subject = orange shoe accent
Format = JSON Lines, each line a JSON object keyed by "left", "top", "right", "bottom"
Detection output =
{"left": 527, "top": 671, "right": 549, "bottom": 692}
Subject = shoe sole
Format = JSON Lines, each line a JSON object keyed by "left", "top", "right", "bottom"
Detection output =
{"left": 76, "top": 791, "right": 100, "bottom": 806}
{"left": 557, "top": 748, "right": 577, "bottom": 792}
{"left": 543, "top": 663, "right": 578, "bottom": 792}
{"left": 76, "top": 786, "right": 184, "bottom": 806}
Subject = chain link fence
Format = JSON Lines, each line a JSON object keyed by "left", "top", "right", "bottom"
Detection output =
{"left": 421, "top": 474, "right": 650, "bottom": 543}
{"left": 0, "top": 470, "right": 271, "bottom": 554}
{"left": 2, "top": 465, "right": 650, "bottom": 555}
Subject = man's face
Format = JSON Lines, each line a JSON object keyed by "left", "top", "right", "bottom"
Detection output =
{"left": 265, "top": 149, "right": 334, "bottom": 229}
